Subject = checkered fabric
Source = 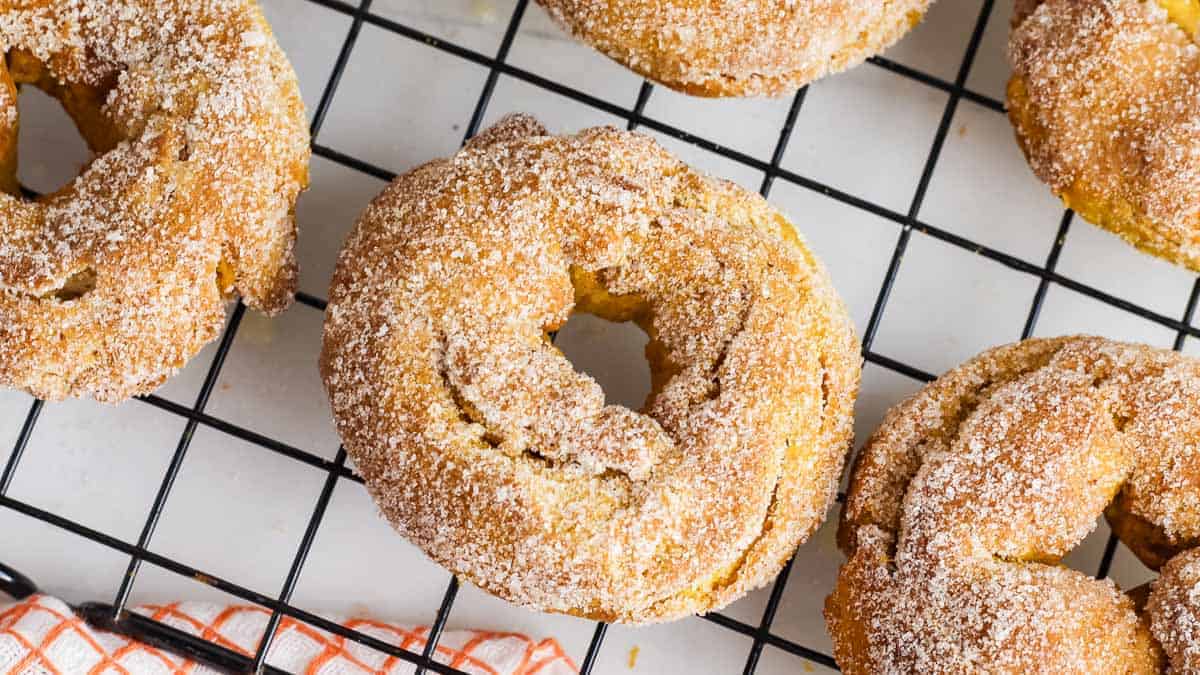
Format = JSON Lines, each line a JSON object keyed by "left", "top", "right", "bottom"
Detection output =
{"left": 0, "top": 595, "right": 578, "bottom": 674}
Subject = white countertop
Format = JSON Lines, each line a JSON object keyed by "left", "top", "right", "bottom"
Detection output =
{"left": 2, "top": 1, "right": 1185, "bottom": 672}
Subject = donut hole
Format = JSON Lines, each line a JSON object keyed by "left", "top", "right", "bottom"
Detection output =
{"left": 14, "top": 86, "right": 89, "bottom": 195}
{"left": 555, "top": 312, "right": 652, "bottom": 409}
{"left": 5, "top": 49, "right": 123, "bottom": 197}
{"left": 554, "top": 266, "right": 659, "bottom": 410}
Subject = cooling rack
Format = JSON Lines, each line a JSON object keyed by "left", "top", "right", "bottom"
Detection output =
{"left": 2, "top": 0, "right": 1198, "bottom": 672}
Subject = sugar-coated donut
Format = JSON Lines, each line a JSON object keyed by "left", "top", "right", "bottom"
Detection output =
{"left": 535, "top": 0, "right": 932, "bottom": 97}
{"left": 1008, "top": 0, "right": 1200, "bottom": 270}
{"left": 827, "top": 336, "right": 1200, "bottom": 672}
{"left": 0, "top": 0, "right": 310, "bottom": 402}
{"left": 320, "top": 115, "right": 860, "bottom": 623}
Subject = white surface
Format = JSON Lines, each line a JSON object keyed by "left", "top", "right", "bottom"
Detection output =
{"left": 0, "top": 0, "right": 1184, "bottom": 673}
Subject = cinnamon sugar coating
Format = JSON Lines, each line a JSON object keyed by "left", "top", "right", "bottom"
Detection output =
{"left": 1148, "top": 549, "right": 1200, "bottom": 672}
{"left": 1008, "top": 0, "right": 1200, "bottom": 270}
{"left": 828, "top": 336, "right": 1200, "bottom": 672}
{"left": 535, "top": 0, "right": 931, "bottom": 97}
{"left": 320, "top": 115, "right": 860, "bottom": 623}
{"left": 0, "top": 0, "right": 310, "bottom": 402}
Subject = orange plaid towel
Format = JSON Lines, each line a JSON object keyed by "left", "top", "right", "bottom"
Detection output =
{"left": 0, "top": 595, "right": 578, "bottom": 674}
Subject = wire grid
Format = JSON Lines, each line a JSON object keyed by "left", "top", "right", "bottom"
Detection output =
{"left": 1, "top": 0, "right": 1198, "bottom": 672}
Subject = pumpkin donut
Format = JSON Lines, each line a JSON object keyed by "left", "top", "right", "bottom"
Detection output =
{"left": 0, "top": 0, "right": 310, "bottom": 403}
{"left": 1008, "top": 0, "right": 1200, "bottom": 270}
{"left": 320, "top": 115, "right": 860, "bottom": 623}
{"left": 534, "top": 0, "right": 932, "bottom": 97}
{"left": 826, "top": 335, "right": 1200, "bottom": 672}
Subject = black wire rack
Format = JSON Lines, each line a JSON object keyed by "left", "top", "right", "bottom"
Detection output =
{"left": 2, "top": 0, "right": 1197, "bottom": 672}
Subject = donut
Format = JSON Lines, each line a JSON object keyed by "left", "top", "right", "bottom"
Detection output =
{"left": 0, "top": 0, "right": 310, "bottom": 402}
{"left": 320, "top": 114, "right": 860, "bottom": 622}
{"left": 534, "top": 0, "right": 932, "bottom": 97}
{"left": 1008, "top": 0, "right": 1200, "bottom": 270}
{"left": 825, "top": 335, "right": 1200, "bottom": 672}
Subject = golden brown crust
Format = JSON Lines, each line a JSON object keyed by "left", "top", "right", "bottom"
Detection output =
{"left": 827, "top": 336, "right": 1200, "bottom": 672}
{"left": 320, "top": 115, "right": 861, "bottom": 623}
{"left": 1148, "top": 549, "right": 1200, "bottom": 671}
{"left": 0, "top": 0, "right": 310, "bottom": 403}
{"left": 1007, "top": 0, "right": 1200, "bottom": 271}
{"left": 535, "top": 0, "right": 931, "bottom": 97}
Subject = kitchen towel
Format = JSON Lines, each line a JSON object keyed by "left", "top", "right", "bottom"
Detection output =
{"left": 0, "top": 594, "right": 578, "bottom": 674}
